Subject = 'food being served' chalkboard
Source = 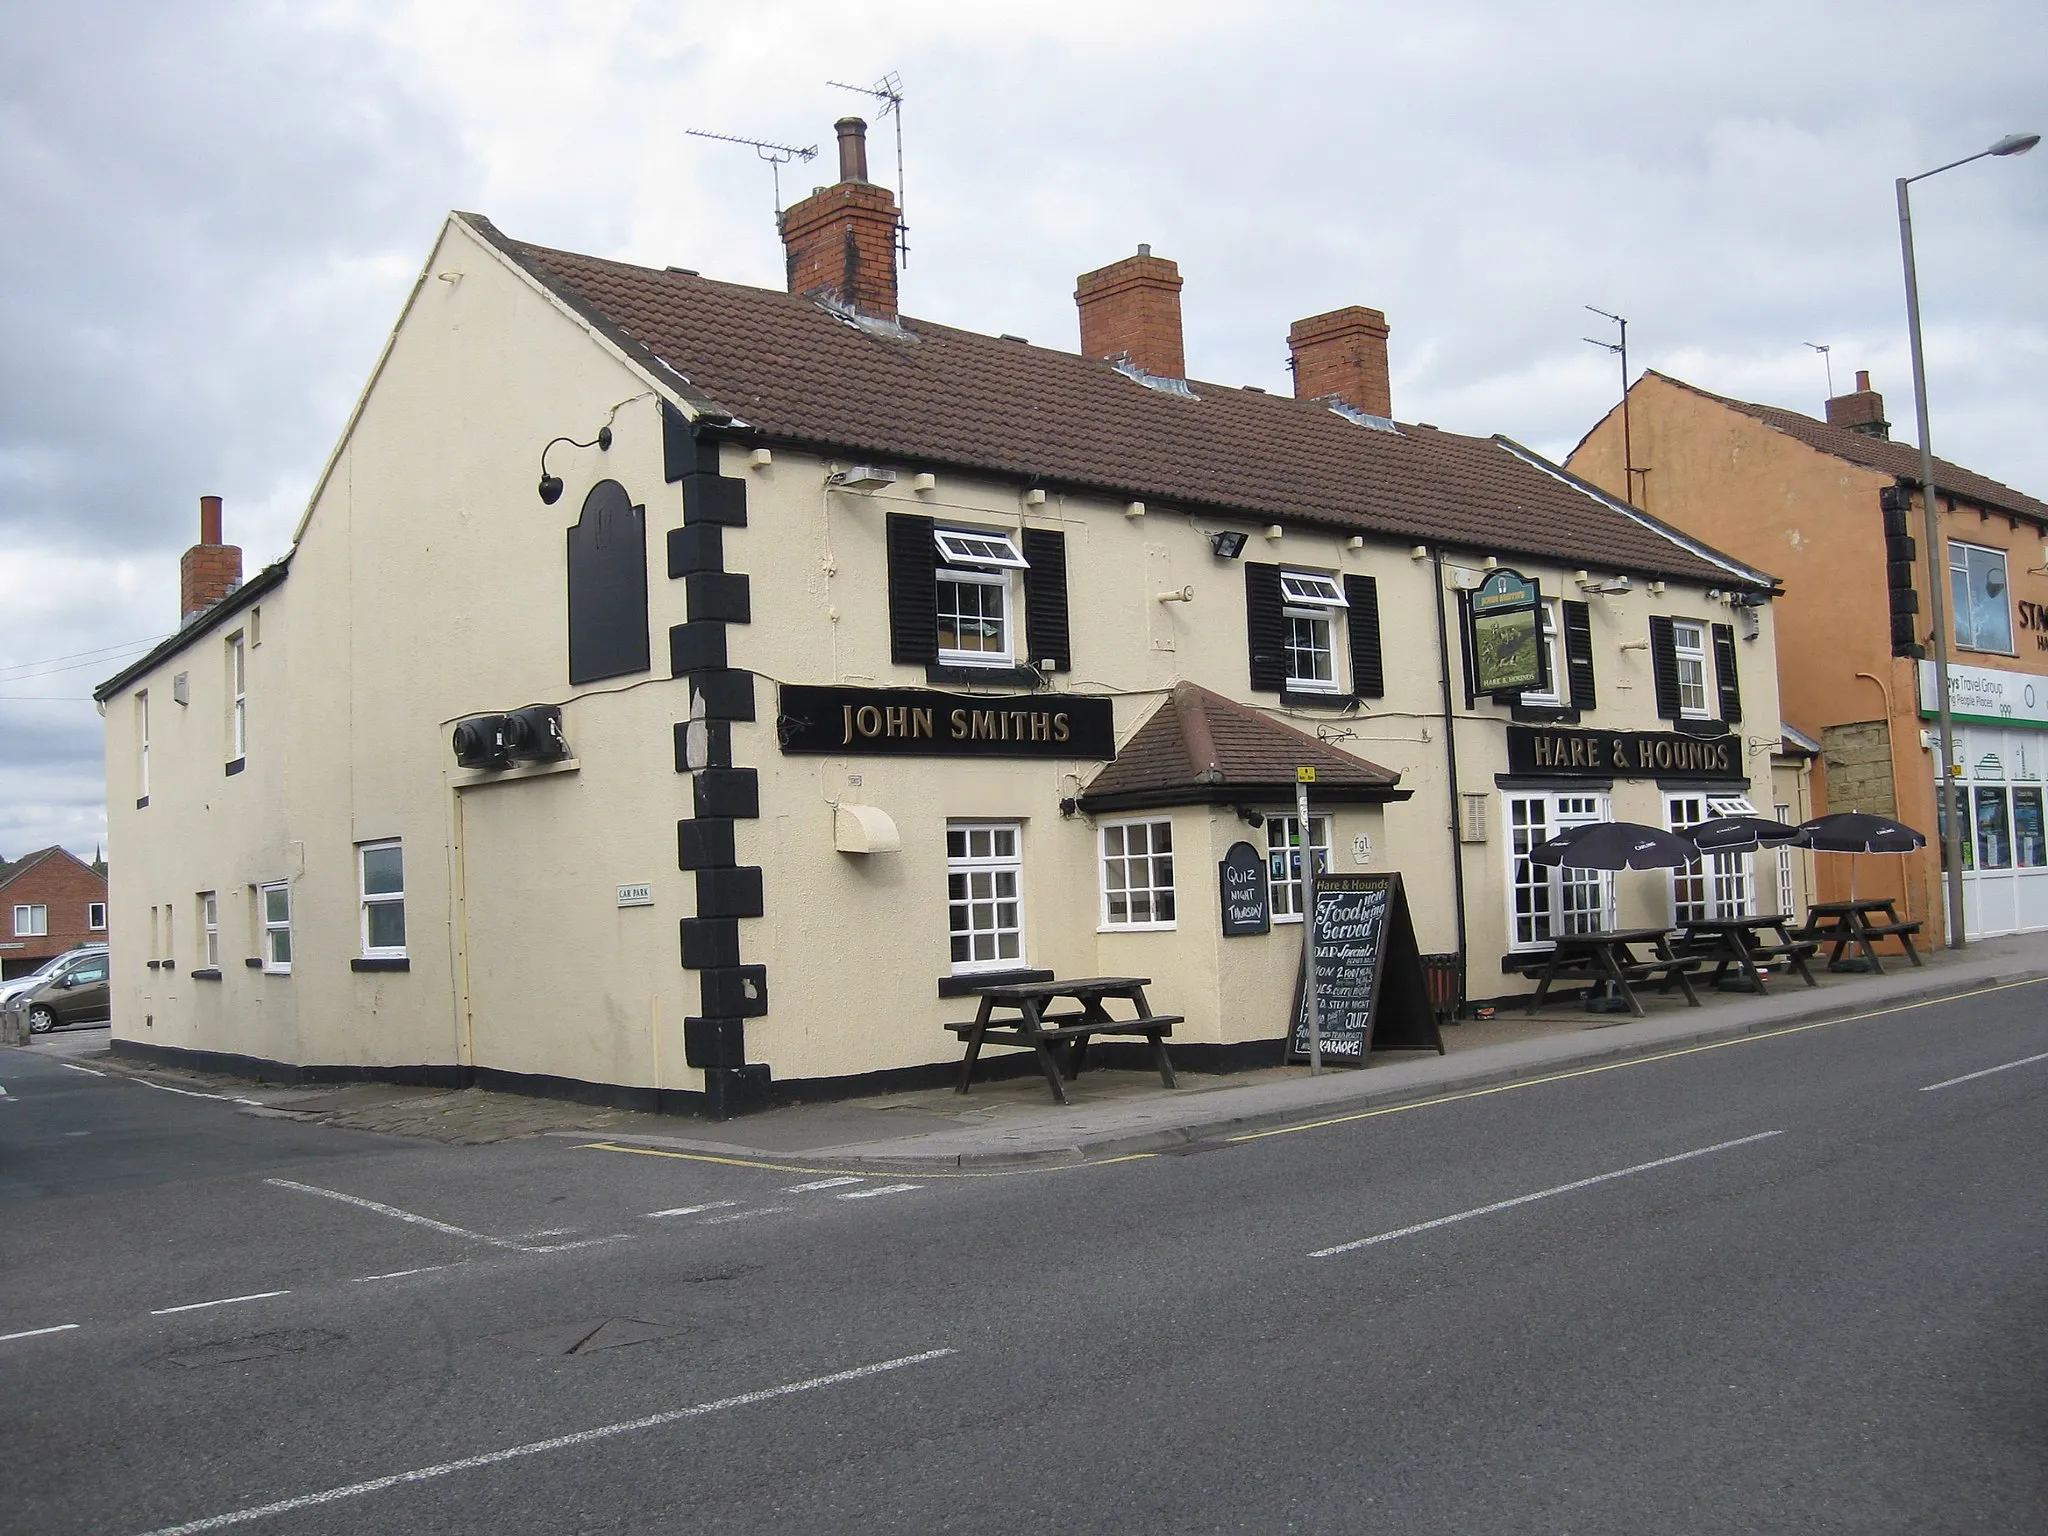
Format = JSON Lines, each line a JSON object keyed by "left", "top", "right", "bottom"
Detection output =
{"left": 1286, "top": 872, "right": 1442, "bottom": 1065}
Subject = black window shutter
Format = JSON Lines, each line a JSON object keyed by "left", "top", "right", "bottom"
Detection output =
{"left": 1020, "top": 527, "right": 1070, "bottom": 672}
{"left": 1458, "top": 591, "right": 1476, "bottom": 709}
{"left": 566, "top": 479, "right": 650, "bottom": 686}
{"left": 886, "top": 513, "right": 937, "bottom": 666}
{"left": 1245, "top": 563, "right": 1285, "bottom": 692}
{"left": 1562, "top": 600, "right": 1597, "bottom": 710}
{"left": 1712, "top": 622, "right": 1742, "bottom": 724}
{"left": 1344, "top": 574, "right": 1383, "bottom": 698}
{"left": 1648, "top": 615, "right": 1682, "bottom": 721}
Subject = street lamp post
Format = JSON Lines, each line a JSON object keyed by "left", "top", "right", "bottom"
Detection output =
{"left": 1897, "top": 131, "right": 2039, "bottom": 950}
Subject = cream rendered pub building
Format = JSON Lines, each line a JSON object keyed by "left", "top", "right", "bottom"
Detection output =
{"left": 97, "top": 121, "right": 1783, "bottom": 1116}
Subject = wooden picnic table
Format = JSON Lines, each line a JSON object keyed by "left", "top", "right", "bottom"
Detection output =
{"left": 1523, "top": 927, "right": 1703, "bottom": 1018}
{"left": 1800, "top": 898, "right": 1924, "bottom": 974}
{"left": 1673, "top": 914, "right": 1821, "bottom": 991}
{"left": 949, "top": 976, "right": 1183, "bottom": 1105}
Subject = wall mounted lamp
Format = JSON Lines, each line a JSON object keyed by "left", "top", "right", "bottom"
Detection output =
{"left": 537, "top": 426, "right": 613, "bottom": 504}
{"left": 1208, "top": 530, "right": 1248, "bottom": 559}
{"left": 1234, "top": 805, "right": 1265, "bottom": 828}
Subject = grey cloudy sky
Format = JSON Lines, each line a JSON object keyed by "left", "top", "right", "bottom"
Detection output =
{"left": 2, "top": 0, "right": 2043, "bottom": 860}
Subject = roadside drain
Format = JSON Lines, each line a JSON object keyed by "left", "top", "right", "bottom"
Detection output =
{"left": 492, "top": 1318, "right": 685, "bottom": 1357}
{"left": 156, "top": 1328, "right": 345, "bottom": 1370}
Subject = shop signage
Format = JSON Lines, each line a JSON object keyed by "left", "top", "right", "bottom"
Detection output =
{"left": 1218, "top": 841, "right": 1270, "bottom": 936}
{"left": 1916, "top": 659, "right": 2048, "bottom": 730}
{"left": 1506, "top": 725, "right": 1741, "bottom": 780}
{"left": 1285, "top": 873, "right": 1441, "bottom": 1066}
{"left": 1468, "top": 570, "right": 1543, "bottom": 695}
{"left": 775, "top": 685, "right": 1118, "bottom": 759}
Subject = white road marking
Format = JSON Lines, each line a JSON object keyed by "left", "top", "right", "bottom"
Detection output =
{"left": 132, "top": 1348, "right": 958, "bottom": 1535}
{"left": 837, "top": 1183, "right": 921, "bottom": 1200}
{"left": 351, "top": 1265, "right": 460, "bottom": 1284}
{"left": 1921, "top": 1049, "right": 2048, "bottom": 1092}
{"left": 783, "top": 1176, "right": 864, "bottom": 1192}
{"left": 58, "top": 1062, "right": 106, "bottom": 1076}
{"left": 264, "top": 1177, "right": 604, "bottom": 1253}
{"left": 644, "top": 1201, "right": 739, "bottom": 1219}
{"left": 135, "top": 1078, "right": 265, "bottom": 1108}
{"left": 699, "top": 1206, "right": 792, "bottom": 1224}
{"left": 1, "top": 1323, "right": 81, "bottom": 1343}
{"left": 150, "top": 1290, "right": 291, "bottom": 1316}
{"left": 1311, "top": 1131, "right": 1784, "bottom": 1258}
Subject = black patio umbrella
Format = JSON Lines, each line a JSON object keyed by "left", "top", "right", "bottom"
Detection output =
{"left": 1681, "top": 815, "right": 1807, "bottom": 854}
{"left": 1796, "top": 811, "right": 1927, "bottom": 902}
{"left": 1528, "top": 821, "right": 1699, "bottom": 870}
{"left": 1795, "top": 812, "right": 1927, "bottom": 853}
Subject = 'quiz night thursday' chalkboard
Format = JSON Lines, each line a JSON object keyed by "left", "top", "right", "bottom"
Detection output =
{"left": 1286, "top": 873, "right": 1443, "bottom": 1065}
{"left": 1219, "top": 841, "right": 1270, "bottom": 936}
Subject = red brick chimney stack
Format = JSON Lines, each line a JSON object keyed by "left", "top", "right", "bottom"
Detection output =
{"left": 1288, "top": 306, "right": 1393, "bottom": 419}
{"left": 778, "top": 117, "right": 900, "bottom": 322}
{"left": 1825, "top": 368, "right": 1891, "bottom": 440}
{"left": 1075, "top": 246, "right": 1186, "bottom": 381}
{"left": 179, "top": 494, "right": 243, "bottom": 622}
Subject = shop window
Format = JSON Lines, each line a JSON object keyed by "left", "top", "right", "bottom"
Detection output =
{"left": 359, "top": 841, "right": 407, "bottom": 958}
{"left": 88, "top": 903, "right": 107, "bottom": 931}
{"left": 1266, "top": 813, "right": 1332, "bottom": 922}
{"left": 1506, "top": 793, "right": 1613, "bottom": 949}
{"left": 12, "top": 904, "right": 47, "bottom": 938}
{"left": 1100, "top": 819, "right": 1176, "bottom": 930}
{"left": 947, "top": 822, "right": 1024, "bottom": 973}
{"left": 1949, "top": 541, "right": 2014, "bottom": 654}
{"left": 198, "top": 891, "right": 219, "bottom": 968}
{"left": 1974, "top": 788, "right": 2012, "bottom": 870}
{"left": 261, "top": 881, "right": 292, "bottom": 973}
{"left": 2014, "top": 787, "right": 2045, "bottom": 867}
{"left": 1666, "top": 794, "right": 1753, "bottom": 922}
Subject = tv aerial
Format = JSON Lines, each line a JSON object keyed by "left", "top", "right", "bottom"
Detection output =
{"left": 1804, "top": 341, "right": 1835, "bottom": 399}
{"left": 826, "top": 71, "right": 909, "bottom": 265}
{"left": 683, "top": 129, "right": 818, "bottom": 213}
{"left": 1583, "top": 306, "right": 1644, "bottom": 506}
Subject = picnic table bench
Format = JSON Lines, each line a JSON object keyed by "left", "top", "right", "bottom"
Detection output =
{"left": 1797, "top": 898, "right": 1924, "bottom": 974}
{"left": 1671, "top": 915, "right": 1821, "bottom": 990}
{"left": 1520, "top": 927, "right": 1704, "bottom": 1018}
{"left": 948, "top": 975, "right": 1183, "bottom": 1105}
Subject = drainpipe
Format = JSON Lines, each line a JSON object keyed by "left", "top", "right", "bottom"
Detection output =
{"left": 1432, "top": 550, "right": 1470, "bottom": 970}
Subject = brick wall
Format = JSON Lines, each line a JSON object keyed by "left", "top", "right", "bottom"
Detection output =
{"left": 0, "top": 850, "right": 108, "bottom": 978}
{"left": 180, "top": 542, "right": 243, "bottom": 621}
{"left": 1075, "top": 250, "right": 1185, "bottom": 380}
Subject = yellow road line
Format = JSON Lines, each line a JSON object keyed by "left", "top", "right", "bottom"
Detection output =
{"left": 576, "top": 1140, "right": 1159, "bottom": 1178}
{"left": 1227, "top": 975, "right": 2048, "bottom": 1144}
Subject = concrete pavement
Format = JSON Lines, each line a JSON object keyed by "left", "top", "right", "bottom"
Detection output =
{"left": 22, "top": 929, "right": 2048, "bottom": 1170}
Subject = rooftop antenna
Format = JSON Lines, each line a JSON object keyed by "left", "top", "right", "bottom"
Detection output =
{"left": 1804, "top": 341, "right": 1835, "bottom": 399}
{"left": 1583, "top": 306, "right": 1643, "bottom": 506}
{"left": 683, "top": 129, "right": 818, "bottom": 214}
{"left": 827, "top": 71, "right": 908, "bottom": 265}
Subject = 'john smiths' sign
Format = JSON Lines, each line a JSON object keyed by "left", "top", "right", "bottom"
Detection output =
{"left": 777, "top": 685, "right": 1117, "bottom": 759}
{"left": 1508, "top": 725, "right": 1740, "bottom": 781}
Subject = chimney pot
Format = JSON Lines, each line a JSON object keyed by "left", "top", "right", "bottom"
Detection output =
{"left": 835, "top": 117, "right": 869, "bottom": 183}
{"left": 1287, "top": 306, "right": 1393, "bottom": 419}
{"left": 1855, "top": 369, "right": 1871, "bottom": 391}
{"left": 199, "top": 493, "right": 223, "bottom": 546}
{"left": 1075, "top": 249, "right": 1186, "bottom": 380}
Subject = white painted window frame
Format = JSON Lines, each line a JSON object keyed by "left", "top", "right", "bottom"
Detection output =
{"left": 1505, "top": 792, "right": 1615, "bottom": 951}
{"left": 200, "top": 891, "right": 219, "bottom": 969}
{"left": 227, "top": 632, "right": 246, "bottom": 763}
{"left": 936, "top": 567, "right": 1013, "bottom": 669}
{"left": 260, "top": 881, "right": 292, "bottom": 974}
{"left": 1098, "top": 818, "right": 1177, "bottom": 931}
{"left": 88, "top": 902, "right": 107, "bottom": 931}
{"left": 1520, "top": 601, "right": 1565, "bottom": 707}
{"left": 1672, "top": 619, "right": 1710, "bottom": 718}
{"left": 946, "top": 821, "right": 1025, "bottom": 974}
{"left": 1266, "top": 813, "right": 1333, "bottom": 923}
{"left": 933, "top": 528, "right": 1029, "bottom": 569}
{"left": 358, "top": 840, "right": 407, "bottom": 959}
{"left": 13, "top": 904, "right": 47, "bottom": 938}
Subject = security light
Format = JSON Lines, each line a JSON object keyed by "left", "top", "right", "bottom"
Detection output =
{"left": 1209, "top": 530, "right": 1248, "bottom": 559}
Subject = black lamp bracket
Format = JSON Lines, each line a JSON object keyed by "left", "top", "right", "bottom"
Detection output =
{"left": 537, "top": 425, "right": 614, "bottom": 505}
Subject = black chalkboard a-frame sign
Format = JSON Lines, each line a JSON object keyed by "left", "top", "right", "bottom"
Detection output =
{"left": 1286, "top": 873, "right": 1444, "bottom": 1066}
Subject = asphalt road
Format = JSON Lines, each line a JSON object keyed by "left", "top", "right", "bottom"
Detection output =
{"left": 3, "top": 981, "right": 2044, "bottom": 1534}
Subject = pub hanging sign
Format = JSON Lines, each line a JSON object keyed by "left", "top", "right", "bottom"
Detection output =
{"left": 1467, "top": 570, "right": 1544, "bottom": 695}
{"left": 1508, "top": 724, "right": 1741, "bottom": 780}
{"left": 776, "top": 684, "right": 1118, "bottom": 759}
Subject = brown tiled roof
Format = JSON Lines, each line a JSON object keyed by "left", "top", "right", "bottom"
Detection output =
{"left": 1645, "top": 370, "right": 2048, "bottom": 523}
{"left": 0, "top": 846, "right": 58, "bottom": 893}
{"left": 462, "top": 215, "right": 1771, "bottom": 589}
{"left": 1078, "top": 684, "right": 1409, "bottom": 811}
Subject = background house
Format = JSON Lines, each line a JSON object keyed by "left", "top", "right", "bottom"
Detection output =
{"left": 0, "top": 846, "right": 109, "bottom": 978}
{"left": 1570, "top": 369, "right": 2048, "bottom": 942}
